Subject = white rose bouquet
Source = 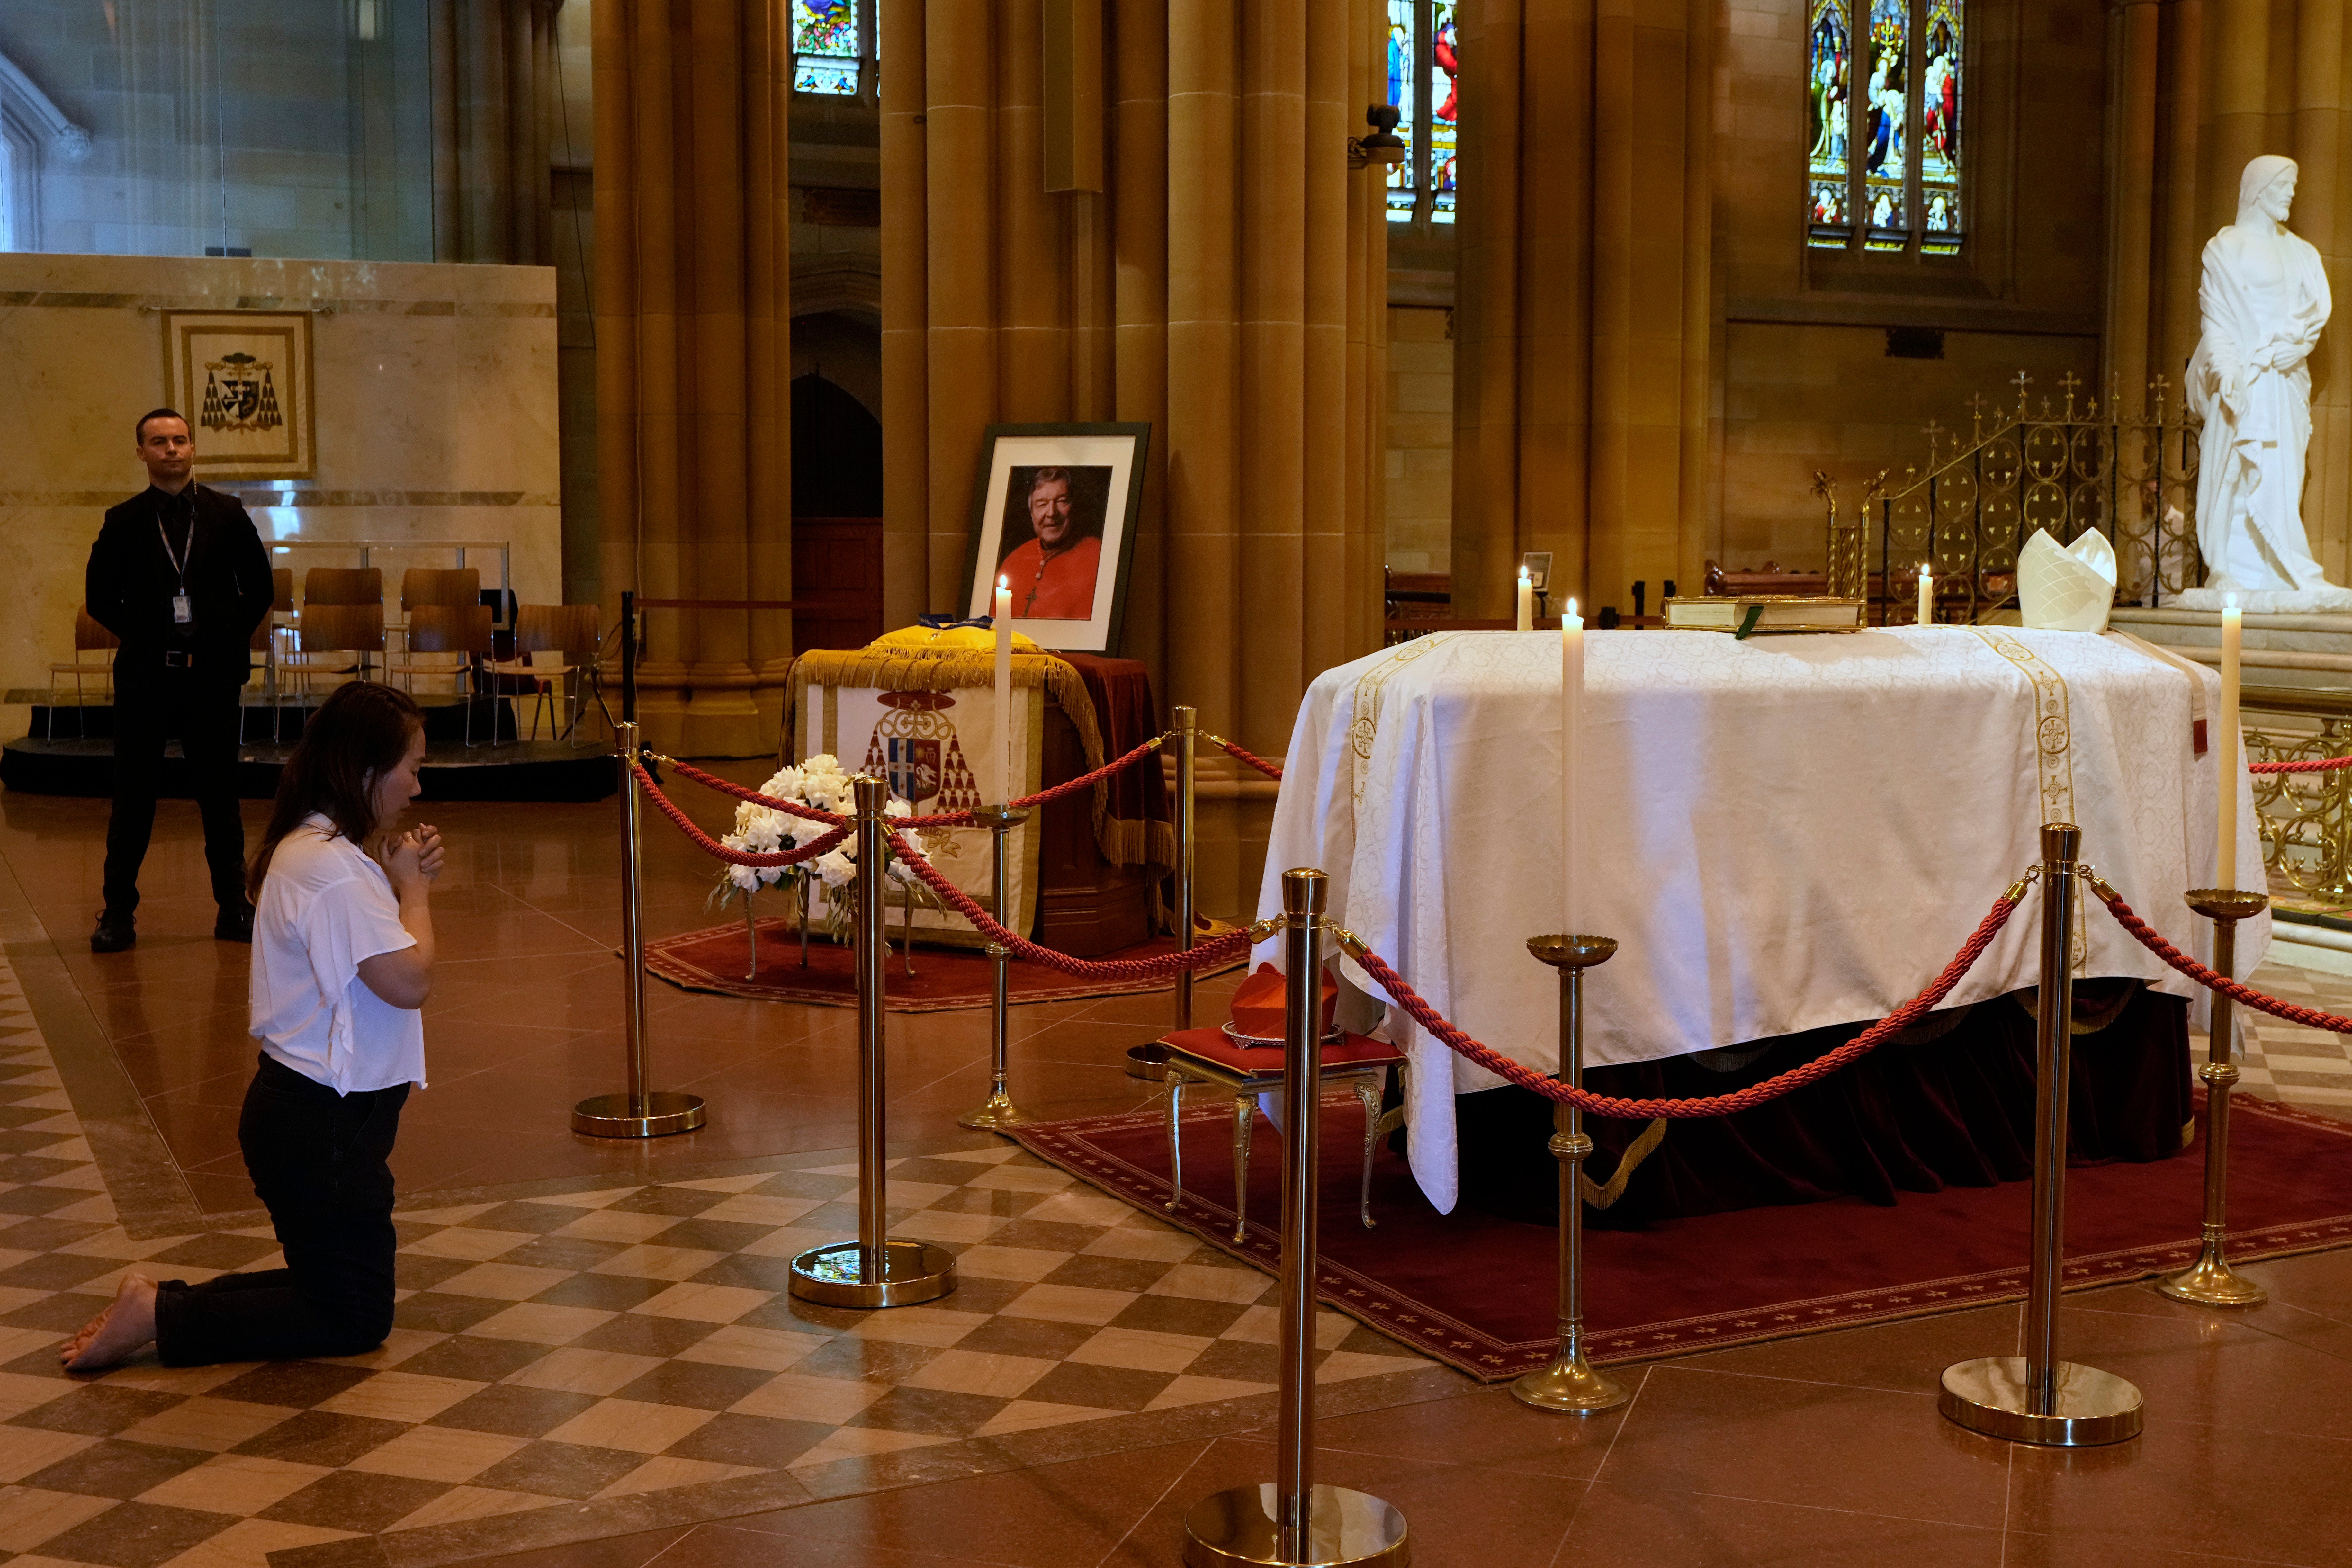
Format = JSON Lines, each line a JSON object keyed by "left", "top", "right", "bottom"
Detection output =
{"left": 710, "top": 754, "right": 936, "bottom": 939}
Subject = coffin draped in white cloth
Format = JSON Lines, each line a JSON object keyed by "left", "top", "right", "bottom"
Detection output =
{"left": 1256, "top": 626, "right": 2264, "bottom": 1213}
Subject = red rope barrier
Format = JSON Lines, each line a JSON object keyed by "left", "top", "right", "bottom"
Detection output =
{"left": 883, "top": 827, "right": 1259, "bottom": 980}
{"left": 656, "top": 735, "right": 1170, "bottom": 830}
{"left": 1210, "top": 735, "right": 1285, "bottom": 780}
{"left": 1342, "top": 895, "right": 2023, "bottom": 1119}
{"left": 2095, "top": 887, "right": 2352, "bottom": 1032}
{"left": 2248, "top": 755, "right": 2352, "bottom": 774}
{"left": 632, "top": 762, "right": 853, "bottom": 868}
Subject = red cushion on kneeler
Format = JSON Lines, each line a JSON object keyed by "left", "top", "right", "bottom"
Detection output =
{"left": 1160, "top": 1026, "right": 1404, "bottom": 1084}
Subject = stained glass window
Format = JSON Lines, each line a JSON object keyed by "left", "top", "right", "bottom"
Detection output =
{"left": 792, "top": 0, "right": 863, "bottom": 97}
{"left": 1428, "top": 1, "right": 1458, "bottom": 223}
{"left": 1806, "top": 1, "right": 1852, "bottom": 248}
{"left": 1919, "top": 0, "right": 1962, "bottom": 254}
{"left": 1862, "top": 0, "right": 1908, "bottom": 250}
{"left": 1805, "top": 0, "right": 1964, "bottom": 258}
{"left": 1386, "top": 1, "right": 1457, "bottom": 226}
{"left": 1386, "top": 1, "right": 1417, "bottom": 216}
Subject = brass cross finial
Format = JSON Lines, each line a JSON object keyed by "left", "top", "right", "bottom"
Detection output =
{"left": 2058, "top": 371, "right": 2080, "bottom": 418}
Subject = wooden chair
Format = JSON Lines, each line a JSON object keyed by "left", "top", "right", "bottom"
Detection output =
{"left": 297, "top": 567, "right": 386, "bottom": 684}
{"left": 295, "top": 602, "right": 386, "bottom": 698}
{"left": 391, "top": 603, "right": 495, "bottom": 745}
{"left": 497, "top": 603, "right": 600, "bottom": 742}
{"left": 46, "top": 608, "right": 119, "bottom": 739}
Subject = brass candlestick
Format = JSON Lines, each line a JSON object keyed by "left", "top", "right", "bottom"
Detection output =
{"left": 958, "top": 804, "right": 1031, "bottom": 1131}
{"left": 1513, "top": 934, "right": 1628, "bottom": 1414}
{"left": 2160, "top": 888, "right": 2272, "bottom": 1307}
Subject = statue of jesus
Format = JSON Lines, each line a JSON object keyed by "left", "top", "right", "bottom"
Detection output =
{"left": 2177, "top": 155, "right": 2352, "bottom": 609}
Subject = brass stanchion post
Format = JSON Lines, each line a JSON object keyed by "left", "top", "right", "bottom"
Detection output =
{"left": 1514, "top": 935, "right": 1627, "bottom": 1413}
{"left": 1940, "top": 822, "right": 2143, "bottom": 1446}
{"left": 1182, "top": 869, "right": 1407, "bottom": 1568}
{"left": 2161, "top": 888, "right": 2272, "bottom": 1305}
{"left": 958, "top": 804, "right": 1031, "bottom": 1130}
{"left": 1175, "top": 705, "right": 1199, "bottom": 1030}
{"left": 789, "top": 775, "right": 957, "bottom": 1308}
{"left": 572, "top": 721, "right": 706, "bottom": 1137}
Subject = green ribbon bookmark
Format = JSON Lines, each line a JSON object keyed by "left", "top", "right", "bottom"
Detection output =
{"left": 1733, "top": 604, "right": 1764, "bottom": 641}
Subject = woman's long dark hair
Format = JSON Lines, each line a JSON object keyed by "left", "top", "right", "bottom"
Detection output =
{"left": 247, "top": 683, "right": 425, "bottom": 899}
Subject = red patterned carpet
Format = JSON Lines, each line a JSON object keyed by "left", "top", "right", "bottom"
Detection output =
{"left": 644, "top": 915, "right": 1245, "bottom": 1009}
{"left": 1014, "top": 1092, "right": 2352, "bottom": 1381}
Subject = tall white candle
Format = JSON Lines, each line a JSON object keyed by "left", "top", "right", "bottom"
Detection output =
{"left": 2218, "top": 594, "right": 2241, "bottom": 889}
{"left": 994, "top": 576, "right": 1014, "bottom": 802}
{"left": 1561, "top": 600, "right": 1584, "bottom": 934}
{"left": 1917, "top": 562, "right": 1933, "bottom": 626}
{"left": 1516, "top": 567, "right": 1533, "bottom": 632}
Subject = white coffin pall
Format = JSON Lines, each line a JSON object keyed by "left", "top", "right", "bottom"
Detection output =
{"left": 2018, "top": 527, "right": 2118, "bottom": 633}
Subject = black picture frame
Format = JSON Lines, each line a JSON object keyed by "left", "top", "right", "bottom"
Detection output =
{"left": 960, "top": 422, "right": 1151, "bottom": 655}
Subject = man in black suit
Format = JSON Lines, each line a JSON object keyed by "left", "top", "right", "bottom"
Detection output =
{"left": 85, "top": 409, "right": 275, "bottom": 952}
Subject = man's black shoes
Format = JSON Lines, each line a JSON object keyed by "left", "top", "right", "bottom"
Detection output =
{"left": 91, "top": 912, "right": 136, "bottom": 953}
{"left": 214, "top": 904, "right": 255, "bottom": 943}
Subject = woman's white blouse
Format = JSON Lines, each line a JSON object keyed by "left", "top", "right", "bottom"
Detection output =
{"left": 249, "top": 815, "right": 426, "bottom": 1094}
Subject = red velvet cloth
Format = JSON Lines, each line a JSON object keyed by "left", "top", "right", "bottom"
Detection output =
{"left": 1163, "top": 1026, "right": 1405, "bottom": 1083}
{"left": 1452, "top": 980, "right": 2193, "bottom": 1228}
{"left": 1058, "top": 652, "right": 1169, "bottom": 843}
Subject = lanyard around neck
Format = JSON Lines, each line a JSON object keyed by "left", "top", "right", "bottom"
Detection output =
{"left": 155, "top": 497, "right": 192, "bottom": 591}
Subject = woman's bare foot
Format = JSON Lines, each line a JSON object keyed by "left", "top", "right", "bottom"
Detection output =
{"left": 59, "top": 1274, "right": 158, "bottom": 1371}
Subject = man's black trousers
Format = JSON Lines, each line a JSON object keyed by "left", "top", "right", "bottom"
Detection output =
{"left": 103, "top": 664, "right": 248, "bottom": 915}
{"left": 153, "top": 1053, "right": 408, "bottom": 1366}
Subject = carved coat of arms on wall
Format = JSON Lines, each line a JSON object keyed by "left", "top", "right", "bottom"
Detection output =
{"left": 162, "top": 310, "right": 315, "bottom": 479}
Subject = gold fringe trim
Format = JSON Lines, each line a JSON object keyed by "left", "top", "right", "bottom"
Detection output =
{"left": 1580, "top": 1117, "right": 1668, "bottom": 1211}
{"left": 786, "top": 647, "right": 1177, "bottom": 888}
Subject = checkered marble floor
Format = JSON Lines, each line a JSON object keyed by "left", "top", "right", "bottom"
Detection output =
{"left": 0, "top": 954, "right": 1435, "bottom": 1568}
{"left": 2236, "top": 958, "right": 2352, "bottom": 1110}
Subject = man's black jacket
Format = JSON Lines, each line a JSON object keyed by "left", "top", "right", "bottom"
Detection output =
{"left": 85, "top": 484, "right": 275, "bottom": 676}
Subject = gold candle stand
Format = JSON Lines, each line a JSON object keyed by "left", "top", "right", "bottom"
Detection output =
{"left": 958, "top": 804, "right": 1032, "bottom": 1131}
{"left": 1940, "top": 822, "right": 2143, "bottom": 1447}
{"left": 788, "top": 775, "right": 958, "bottom": 1309}
{"left": 572, "top": 722, "right": 707, "bottom": 1138}
{"left": 1513, "top": 935, "right": 1628, "bottom": 1414}
{"left": 2159, "top": 888, "right": 2272, "bottom": 1307}
{"left": 1182, "top": 869, "right": 1408, "bottom": 1568}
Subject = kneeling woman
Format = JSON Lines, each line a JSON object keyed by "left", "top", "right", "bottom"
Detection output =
{"left": 64, "top": 682, "right": 438, "bottom": 1369}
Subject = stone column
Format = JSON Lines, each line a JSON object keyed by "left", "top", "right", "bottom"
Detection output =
{"left": 593, "top": 0, "right": 794, "bottom": 756}
{"left": 1450, "top": 0, "right": 1713, "bottom": 621}
{"left": 879, "top": 0, "right": 1388, "bottom": 753}
{"left": 431, "top": 0, "right": 562, "bottom": 265}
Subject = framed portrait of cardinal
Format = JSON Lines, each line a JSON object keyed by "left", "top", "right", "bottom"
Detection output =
{"left": 960, "top": 422, "right": 1150, "bottom": 654}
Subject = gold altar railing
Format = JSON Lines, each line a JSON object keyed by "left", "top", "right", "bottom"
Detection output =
{"left": 1822, "top": 372, "right": 2204, "bottom": 622}
{"left": 2246, "top": 685, "right": 2352, "bottom": 897}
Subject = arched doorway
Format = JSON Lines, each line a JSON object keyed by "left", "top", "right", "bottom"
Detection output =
{"left": 791, "top": 372, "right": 885, "bottom": 650}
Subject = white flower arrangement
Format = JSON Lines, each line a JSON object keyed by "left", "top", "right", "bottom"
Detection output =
{"left": 711, "top": 754, "right": 932, "bottom": 936}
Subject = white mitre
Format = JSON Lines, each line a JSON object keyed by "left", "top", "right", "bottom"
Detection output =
{"left": 2017, "top": 528, "right": 2116, "bottom": 633}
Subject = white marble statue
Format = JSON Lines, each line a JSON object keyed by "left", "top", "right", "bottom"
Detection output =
{"left": 2176, "top": 155, "right": 2352, "bottom": 610}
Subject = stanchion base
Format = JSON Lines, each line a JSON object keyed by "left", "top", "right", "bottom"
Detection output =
{"left": 570, "top": 1091, "right": 706, "bottom": 1139}
{"left": 1938, "top": 1356, "right": 2143, "bottom": 1446}
{"left": 2158, "top": 1249, "right": 2269, "bottom": 1307}
{"left": 1127, "top": 1042, "right": 1175, "bottom": 1081}
{"left": 1510, "top": 1349, "right": 1630, "bottom": 1414}
{"left": 787, "top": 1239, "right": 957, "bottom": 1309}
{"left": 1182, "top": 1483, "right": 1409, "bottom": 1568}
{"left": 956, "top": 1089, "right": 1032, "bottom": 1132}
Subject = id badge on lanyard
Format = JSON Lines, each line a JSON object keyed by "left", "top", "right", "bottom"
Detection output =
{"left": 158, "top": 511, "right": 193, "bottom": 628}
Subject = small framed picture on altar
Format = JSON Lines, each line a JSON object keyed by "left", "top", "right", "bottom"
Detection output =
{"left": 960, "top": 422, "right": 1151, "bottom": 654}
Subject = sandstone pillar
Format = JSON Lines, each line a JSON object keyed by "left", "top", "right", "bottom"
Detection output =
{"left": 431, "top": 0, "right": 561, "bottom": 265}
{"left": 1450, "top": 0, "right": 1713, "bottom": 620}
{"left": 593, "top": 0, "right": 794, "bottom": 755}
{"left": 880, "top": 0, "right": 1388, "bottom": 753}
